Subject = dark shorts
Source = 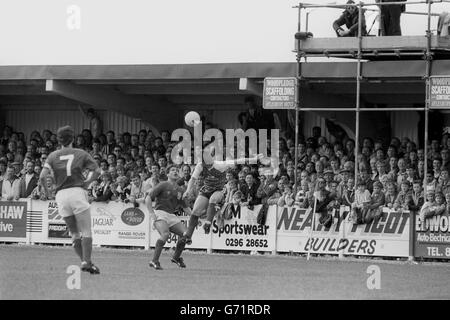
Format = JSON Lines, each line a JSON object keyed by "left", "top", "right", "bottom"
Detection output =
{"left": 199, "top": 185, "right": 223, "bottom": 199}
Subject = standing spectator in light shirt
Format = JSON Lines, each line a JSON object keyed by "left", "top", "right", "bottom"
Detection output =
{"left": 79, "top": 106, "right": 103, "bottom": 139}
{"left": 0, "top": 166, "right": 20, "bottom": 200}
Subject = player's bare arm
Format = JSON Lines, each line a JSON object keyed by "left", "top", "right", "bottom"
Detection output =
{"left": 84, "top": 167, "right": 101, "bottom": 189}
{"left": 214, "top": 153, "right": 265, "bottom": 169}
{"left": 39, "top": 166, "right": 53, "bottom": 198}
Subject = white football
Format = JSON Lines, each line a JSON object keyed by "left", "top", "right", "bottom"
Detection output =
{"left": 184, "top": 111, "right": 201, "bottom": 127}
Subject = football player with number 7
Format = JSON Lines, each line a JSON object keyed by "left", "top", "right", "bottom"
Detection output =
{"left": 39, "top": 125, "right": 101, "bottom": 274}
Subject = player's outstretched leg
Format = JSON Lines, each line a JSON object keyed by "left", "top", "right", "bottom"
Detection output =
{"left": 184, "top": 195, "right": 209, "bottom": 243}
{"left": 64, "top": 215, "right": 83, "bottom": 261}
{"left": 203, "top": 191, "right": 224, "bottom": 234}
{"left": 170, "top": 223, "right": 188, "bottom": 268}
{"left": 76, "top": 210, "right": 100, "bottom": 274}
{"left": 150, "top": 221, "right": 170, "bottom": 270}
{"left": 203, "top": 203, "right": 216, "bottom": 234}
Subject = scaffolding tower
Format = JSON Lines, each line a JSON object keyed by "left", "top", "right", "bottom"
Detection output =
{"left": 293, "top": 0, "right": 450, "bottom": 194}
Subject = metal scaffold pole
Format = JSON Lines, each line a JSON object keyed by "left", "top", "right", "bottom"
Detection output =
{"left": 294, "top": 3, "right": 302, "bottom": 196}
{"left": 424, "top": 0, "right": 433, "bottom": 199}
{"left": 417, "top": 0, "right": 433, "bottom": 261}
{"left": 354, "top": 1, "right": 363, "bottom": 187}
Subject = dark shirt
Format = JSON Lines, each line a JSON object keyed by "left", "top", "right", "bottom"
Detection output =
{"left": 149, "top": 181, "right": 186, "bottom": 213}
{"left": 240, "top": 183, "right": 261, "bottom": 206}
{"left": 333, "top": 8, "right": 367, "bottom": 37}
{"left": 45, "top": 148, "right": 98, "bottom": 192}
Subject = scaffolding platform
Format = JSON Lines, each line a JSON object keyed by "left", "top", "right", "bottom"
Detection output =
{"left": 295, "top": 35, "right": 450, "bottom": 60}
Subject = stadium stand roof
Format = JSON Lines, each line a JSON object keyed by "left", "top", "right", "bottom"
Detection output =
{"left": 0, "top": 60, "right": 447, "bottom": 109}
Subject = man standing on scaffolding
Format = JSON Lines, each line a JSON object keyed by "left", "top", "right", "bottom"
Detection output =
{"left": 333, "top": 0, "right": 367, "bottom": 37}
{"left": 377, "top": 0, "right": 406, "bottom": 36}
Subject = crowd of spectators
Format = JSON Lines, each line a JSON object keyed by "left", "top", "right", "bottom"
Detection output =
{"left": 0, "top": 117, "right": 448, "bottom": 229}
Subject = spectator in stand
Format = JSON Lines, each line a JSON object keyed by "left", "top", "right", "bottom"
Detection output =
{"left": 420, "top": 192, "right": 446, "bottom": 222}
{"left": 31, "top": 176, "right": 56, "bottom": 201}
{"left": 241, "top": 173, "right": 261, "bottom": 208}
{"left": 101, "top": 131, "right": 115, "bottom": 156}
{"left": 277, "top": 183, "right": 295, "bottom": 207}
{"left": 365, "top": 181, "right": 385, "bottom": 223}
{"left": 34, "top": 164, "right": 42, "bottom": 177}
{"left": 242, "top": 96, "right": 275, "bottom": 131}
{"left": 429, "top": 139, "right": 441, "bottom": 161}
{"left": 90, "top": 139, "right": 104, "bottom": 159}
{"left": 295, "top": 180, "right": 309, "bottom": 208}
{"left": 75, "top": 134, "right": 87, "bottom": 151}
{"left": 153, "top": 137, "right": 166, "bottom": 157}
{"left": 177, "top": 164, "right": 191, "bottom": 187}
{"left": 128, "top": 174, "right": 148, "bottom": 207}
{"left": 432, "top": 158, "right": 442, "bottom": 181}
{"left": 0, "top": 160, "right": 7, "bottom": 181}
{"left": 351, "top": 181, "right": 371, "bottom": 224}
{"left": 1, "top": 166, "right": 20, "bottom": 200}
{"left": 92, "top": 172, "right": 113, "bottom": 202}
{"left": 384, "top": 181, "right": 398, "bottom": 209}
{"left": 359, "top": 169, "right": 373, "bottom": 193}
{"left": 81, "top": 129, "right": 93, "bottom": 149}
{"left": 408, "top": 180, "right": 424, "bottom": 214}
{"left": 111, "top": 176, "right": 131, "bottom": 202}
{"left": 223, "top": 179, "right": 239, "bottom": 204}
{"left": 19, "top": 161, "right": 38, "bottom": 198}
{"left": 92, "top": 154, "right": 102, "bottom": 167}
{"left": 441, "top": 149, "right": 450, "bottom": 172}
{"left": 257, "top": 166, "right": 278, "bottom": 205}
{"left": 161, "top": 130, "right": 171, "bottom": 149}
{"left": 107, "top": 153, "right": 117, "bottom": 169}
{"left": 394, "top": 181, "right": 411, "bottom": 211}
{"left": 425, "top": 171, "right": 437, "bottom": 193}
{"left": 337, "top": 169, "right": 352, "bottom": 200}
{"left": 79, "top": 106, "right": 103, "bottom": 139}
{"left": 99, "top": 159, "right": 109, "bottom": 176}
{"left": 267, "top": 180, "right": 284, "bottom": 206}
{"left": 405, "top": 166, "right": 416, "bottom": 185}
{"left": 437, "top": 168, "right": 450, "bottom": 195}
{"left": 11, "top": 162, "right": 22, "bottom": 178}
{"left": 0, "top": 126, "right": 12, "bottom": 147}
{"left": 312, "top": 178, "right": 336, "bottom": 228}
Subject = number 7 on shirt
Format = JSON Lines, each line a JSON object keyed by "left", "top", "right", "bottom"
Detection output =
{"left": 60, "top": 154, "right": 74, "bottom": 176}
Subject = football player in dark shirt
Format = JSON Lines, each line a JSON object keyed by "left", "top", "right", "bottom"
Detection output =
{"left": 182, "top": 150, "right": 263, "bottom": 242}
{"left": 147, "top": 165, "right": 192, "bottom": 270}
{"left": 40, "top": 126, "right": 101, "bottom": 274}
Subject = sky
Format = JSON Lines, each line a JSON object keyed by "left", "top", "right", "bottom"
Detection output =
{"left": 0, "top": 0, "right": 449, "bottom": 65}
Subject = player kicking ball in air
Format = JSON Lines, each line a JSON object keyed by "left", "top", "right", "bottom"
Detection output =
{"left": 182, "top": 150, "right": 264, "bottom": 243}
{"left": 40, "top": 125, "right": 101, "bottom": 274}
{"left": 147, "top": 165, "right": 192, "bottom": 270}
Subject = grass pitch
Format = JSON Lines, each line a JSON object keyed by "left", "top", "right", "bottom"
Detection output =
{"left": 1, "top": 244, "right": 449, "bottom": 300}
